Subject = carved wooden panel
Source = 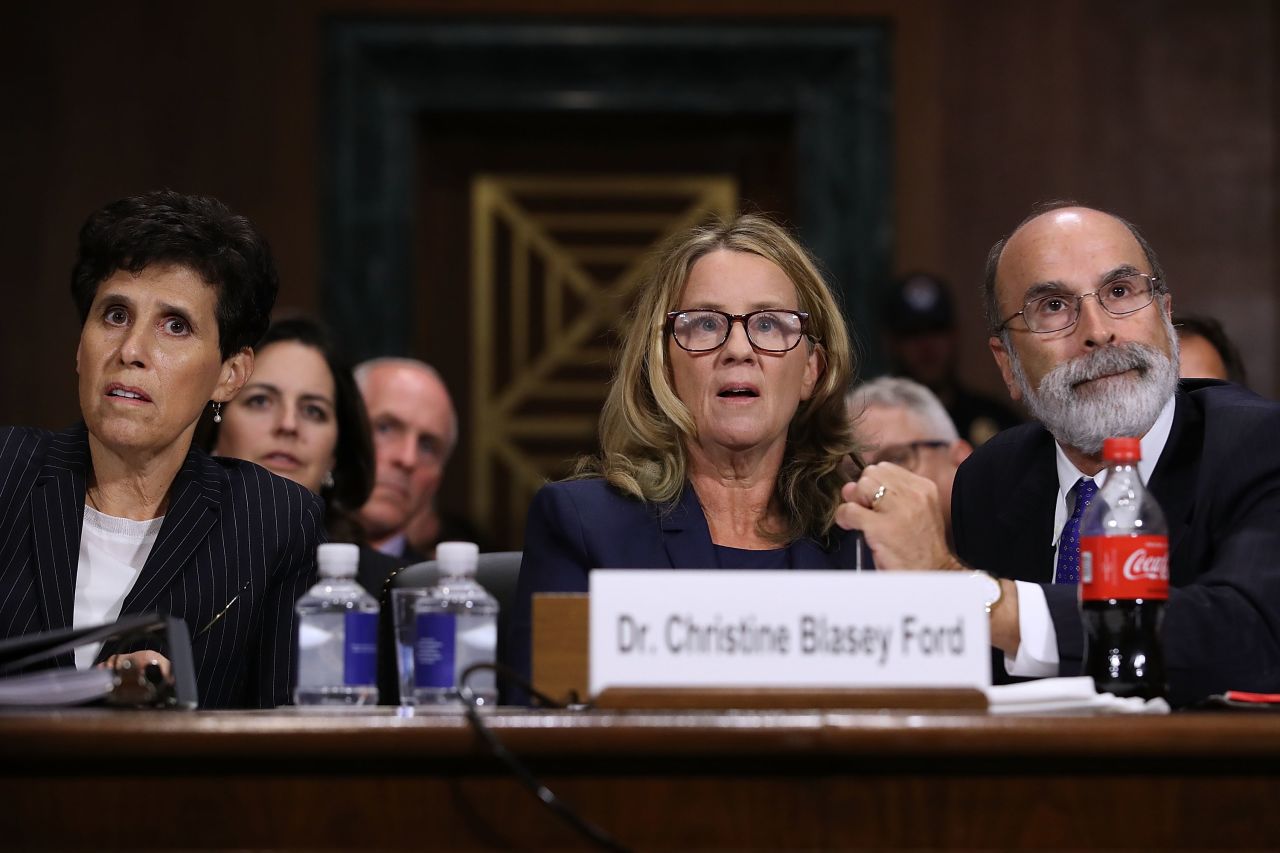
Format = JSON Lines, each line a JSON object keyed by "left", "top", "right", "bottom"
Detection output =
{"left": 469, "top": 174, "right": 737, "bottom": 543}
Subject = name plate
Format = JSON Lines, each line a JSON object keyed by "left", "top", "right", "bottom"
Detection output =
{"left": 589, "top": 570, "right": 990, "bottom": 695}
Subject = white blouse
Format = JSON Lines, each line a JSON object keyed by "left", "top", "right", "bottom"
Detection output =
{"left": 71, "top": 506, "right": 163, "bottom": 669}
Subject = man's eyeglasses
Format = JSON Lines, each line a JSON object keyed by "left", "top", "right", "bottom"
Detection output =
{"left": 863, "top": 440, "right": 950, "bottom": 471}
{"left": 996, "top": 273, "right": 1162, "bottom": 334}
{"left": 667, "top": 309, "right": 810, "bottom": 353}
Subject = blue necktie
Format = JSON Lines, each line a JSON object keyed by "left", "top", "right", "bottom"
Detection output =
{"left": 1055, "top": 478, "right": 1098, "bottom": 584}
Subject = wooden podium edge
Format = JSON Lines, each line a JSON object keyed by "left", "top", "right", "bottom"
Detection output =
{"left": 593, "top": 687, "right": 989, "bottom": 711}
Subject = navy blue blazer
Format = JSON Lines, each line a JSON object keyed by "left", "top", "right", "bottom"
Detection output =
{"left": 952, "top": 380, "right": 1280, "bottom": 706}
{"left": 510, "top": 478, "right": 863, "bottom": 695}
{"left": 0, "top": 424, "right": 323, "bottom": 708}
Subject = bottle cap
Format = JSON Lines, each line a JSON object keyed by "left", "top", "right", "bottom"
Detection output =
{"left": 1103, "top": 436, "right": 1141, "bottom": 463}
{"left": 317, "top": 542, "right": 360, "bottom": 578}
{"left": 436, "top": 541, "right": 480, "bottom": 576}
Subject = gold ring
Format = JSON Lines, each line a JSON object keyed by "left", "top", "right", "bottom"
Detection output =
{"left": 871, "top": 484, "right": 888, "bottom": 508}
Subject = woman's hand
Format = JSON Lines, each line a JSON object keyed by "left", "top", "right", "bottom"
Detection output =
{"left": 99, "top": 651, "right": 173, "bottom": 681}
{"left": 835, "top": 462, "right": 961, "bottom": 571}
{"left": 98, "top": 651, "right": 175, "bottom": 705}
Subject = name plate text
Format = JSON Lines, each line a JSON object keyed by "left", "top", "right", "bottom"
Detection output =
{"left": 589, "top": 570, "right": 991, "bottom": 694}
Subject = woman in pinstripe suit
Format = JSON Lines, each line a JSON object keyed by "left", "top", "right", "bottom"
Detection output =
{"left": 0, "top": 190, "right": 322, "bottom": 708}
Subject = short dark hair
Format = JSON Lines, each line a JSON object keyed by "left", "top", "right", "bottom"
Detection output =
{"left": 1174, "top": 313, "right": 1249, "bottom": 386}
{"left": 982, "top": 200, "right": 1167, "bottom": 335}
{"left": 198, "top": 316, "right": 376, "bottom": 543}
{"left": 70, "top": 189, "right": 278, "bottom": 360}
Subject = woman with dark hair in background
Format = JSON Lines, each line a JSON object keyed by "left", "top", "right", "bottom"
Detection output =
{"left": 0, "top": 190, "right": 321, "bottom": 708}
{"left": 205, "top": 317, "right": 412, "bottom": 706}
{"left": 202, "top": 316, "right": 405, "bottom": 597}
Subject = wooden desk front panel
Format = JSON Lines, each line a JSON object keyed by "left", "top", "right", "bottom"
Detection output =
{"left": 2, "top": 710, "right": 1277, "bottom": 849}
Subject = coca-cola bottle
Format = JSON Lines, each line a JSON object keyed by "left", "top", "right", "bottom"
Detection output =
{"left": 1079, "top": 436, "right": 1168, "bottom": 700}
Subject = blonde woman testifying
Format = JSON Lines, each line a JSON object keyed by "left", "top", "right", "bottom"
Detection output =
{"left": 510, "top": 214, "right": 869, "bottom": 694}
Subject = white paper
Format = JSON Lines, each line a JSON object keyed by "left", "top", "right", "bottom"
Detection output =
{"left": 0, "top": 668, "right": 117, "bottom": 706}
{"left": 984, "top": 676, "right": 1171, "bottom": 715}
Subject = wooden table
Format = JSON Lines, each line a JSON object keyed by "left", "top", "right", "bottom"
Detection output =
{"left": 2, "top": 707, "right": 1278, "bottom": 849}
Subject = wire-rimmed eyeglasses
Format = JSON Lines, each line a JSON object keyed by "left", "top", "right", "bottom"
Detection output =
{"left": 666, "top": 309, "right": 811, "bottom": 353}
{"left": 996, "top": 273, "right": 1163, "bottom": 334}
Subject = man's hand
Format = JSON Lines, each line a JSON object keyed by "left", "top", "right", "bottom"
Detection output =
{"left": 835, "top": 462, "right": 960, "bottom": 570}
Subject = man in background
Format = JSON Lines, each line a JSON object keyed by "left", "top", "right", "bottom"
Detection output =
{"left": 1174, "top": 313, "right": 1249, "bottom": 386}
{"left": 355, "top": 358, "right": 457, "bottom": 561}
{"left": 404, "top": 481, "right": 494, "bottom": 557}
{"left": 884, "top": 272, "right": 1022, "bottom": 446}
{"left": 847, "top": 377, "right": 971, "bottom": 544}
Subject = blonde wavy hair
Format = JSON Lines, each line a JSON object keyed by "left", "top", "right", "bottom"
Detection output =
{"left": 579, "top": 214, "right": 860, "bottom": 544}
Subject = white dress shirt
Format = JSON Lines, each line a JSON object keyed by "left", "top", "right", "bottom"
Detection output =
{"left": 1006, "top": 395, "right": 1176, "bottom": 676}
{"left": 375, "top": 532, "right": 410, "bottom": 558}
{"left": 71, "top": 506, "right": 163, "bottom": 668}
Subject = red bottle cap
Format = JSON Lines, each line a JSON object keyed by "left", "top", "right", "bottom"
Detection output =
{"left": 1103, "top": 436, "right": 1141, "bottom": 463}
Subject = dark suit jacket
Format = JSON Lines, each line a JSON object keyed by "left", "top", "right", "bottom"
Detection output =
{"left": 510, "top": 478, "right": 864, "bottom": 696}
{"left": 952, "top": 380, "right": 1280, "bottom": 706}
{"left": 357, "top": 544, "right": 406, "bottom": 603}
{"left": 353, "top": 543, "right": 414, "bottom": 707}
{"left": 0, "top": 424, "right": 323, "bottom": 708}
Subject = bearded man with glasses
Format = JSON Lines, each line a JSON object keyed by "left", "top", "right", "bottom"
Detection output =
{"left": 836, "top": 202, "right": 1280, "bottom": 706}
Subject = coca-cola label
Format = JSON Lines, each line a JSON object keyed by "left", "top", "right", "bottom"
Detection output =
{"left": 1079, "top": 535, "right": 1169, "bottom": 601}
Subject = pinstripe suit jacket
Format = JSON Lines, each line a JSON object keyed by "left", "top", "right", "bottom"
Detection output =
{"left": 0, "top": 423, "right": 323, "bottom": 708}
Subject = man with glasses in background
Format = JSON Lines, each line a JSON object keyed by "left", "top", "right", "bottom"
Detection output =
{"left": 839, "top": 202, "right": 1280, "bottom": 705}
{"left": 846, "top": 377, "right": 971, "bottom": 545}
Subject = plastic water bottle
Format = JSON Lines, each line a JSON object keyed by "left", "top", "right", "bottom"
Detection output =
{"left": 1079, "top": 436, "right": 1169, "bottom": 700}
{"left": 294, "top": 543, "right": 380, "bottom": 705}
{"left": 413, "top": 542, "right": 499, "bottom": 706}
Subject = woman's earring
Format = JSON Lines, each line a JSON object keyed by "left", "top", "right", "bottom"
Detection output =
{"left": 322, "top": 471, "right": 335, "bottom": 489}
{"left": 211, "top": 401, "right": 223, "bottom": 424}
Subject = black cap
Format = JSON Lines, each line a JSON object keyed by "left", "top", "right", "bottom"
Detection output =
{"left": 885, "top": 272, "right": 954, "bottom": 335}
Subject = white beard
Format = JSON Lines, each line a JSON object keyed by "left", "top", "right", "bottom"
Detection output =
{"left": 1008, "top": 320, "right": 1180, "bottom": 456}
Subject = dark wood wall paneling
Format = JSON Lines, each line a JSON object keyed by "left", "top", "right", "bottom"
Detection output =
{"left": 1, "top": 0, "right": 1273, "bottom": 434}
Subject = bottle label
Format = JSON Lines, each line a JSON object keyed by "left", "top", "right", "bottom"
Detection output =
{"left": 343, "top": 611, "right": 378, "bottom": 686}
{"left": 415, "top": 613, "right": 457, "bottom": 689}
{"left": 1080, "top": 535, "right": 1169, "bottom": 600}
